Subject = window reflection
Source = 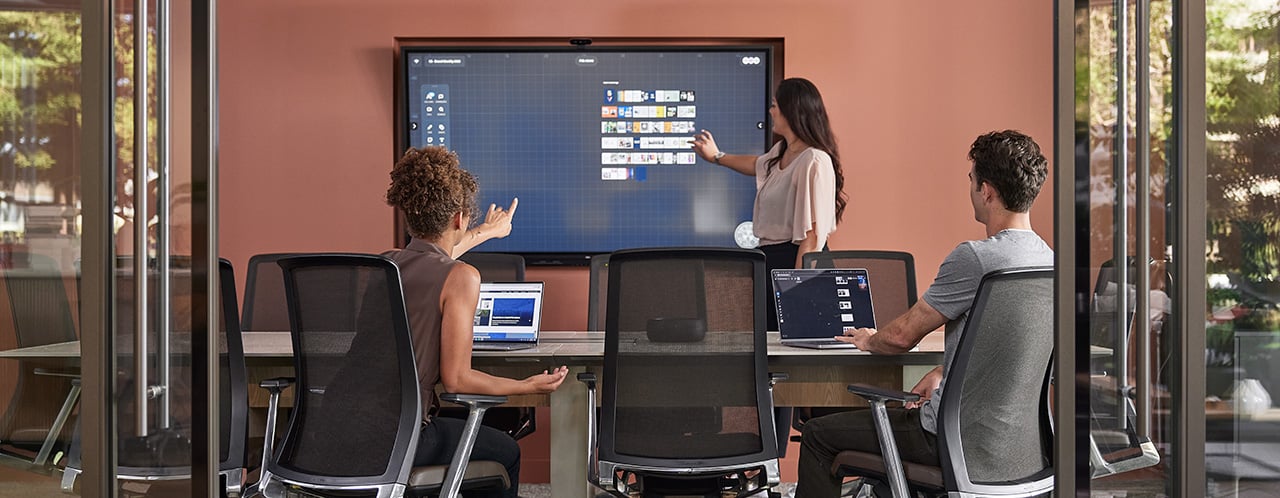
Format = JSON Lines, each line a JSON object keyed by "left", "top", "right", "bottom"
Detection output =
{"left": 0, "top": 8, "right": 81, "bottom": 495}
{"left": 1204, "top": 0, "right": 1280, "bottom": 495}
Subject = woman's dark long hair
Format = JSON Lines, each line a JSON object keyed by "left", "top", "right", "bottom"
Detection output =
{"left": 766, "top": 78, "right": 848, "bottom": 222}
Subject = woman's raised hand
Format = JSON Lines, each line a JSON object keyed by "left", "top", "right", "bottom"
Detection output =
{"left": 691, "top": 129, "right": 720, "bottom": 163}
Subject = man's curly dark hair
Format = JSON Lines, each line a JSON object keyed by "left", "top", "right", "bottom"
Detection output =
{"left": 968, "top": 130, "right": 1048, "bottom": 213}
{"left": 386, "top": 146, "right": 478, "bottom": 239}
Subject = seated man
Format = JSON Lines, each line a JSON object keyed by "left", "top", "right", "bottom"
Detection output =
{"left": 794, "top": 130, "right": 1053, "bottom": 497}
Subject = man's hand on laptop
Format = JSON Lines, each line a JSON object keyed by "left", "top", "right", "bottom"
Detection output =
{"left": 836, "top": 327, "right": 876, "bottom": 349}
{"left": 523, "top": 365, "right": 569, "bottom": 394}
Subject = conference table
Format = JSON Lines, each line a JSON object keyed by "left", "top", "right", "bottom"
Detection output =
{"left": 0, "top": 330, "right": 945, "bottom": 497}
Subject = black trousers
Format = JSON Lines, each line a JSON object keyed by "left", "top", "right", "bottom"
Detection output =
{"left": 794, "top": 408, "right": 940, "bottom": 498}
{"left": 414, "top": 416, "right": 521, "bottom": 498}
{"left": 759, "top": 242, "right": 800, "bottom": 333}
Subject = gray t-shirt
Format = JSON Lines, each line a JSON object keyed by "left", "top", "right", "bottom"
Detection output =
{"left": 917, "top": 229, "right": 1053, "bottom": 434}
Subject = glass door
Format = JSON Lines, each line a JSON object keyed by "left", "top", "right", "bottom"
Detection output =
{"left": 1202, "top": 1, "right": 1280, "bottom": 495}
{"left": 0, "top": 0, "right": 219, "bottom": 496}
{"left": 1080, "top": 0, "right": 1179, "bottom": 494}
{"left": 1052, "top": 0, "right": 1280, "bottom": 496}
{"left": 0, "top": 2, "right": 87, "bottom": 494}
{"left": 1057, "top": 0, "right": 1204, "bottom": 495}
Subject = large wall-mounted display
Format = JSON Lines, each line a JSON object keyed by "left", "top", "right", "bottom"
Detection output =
{"left": 394, "top": 38, "right": 781, "bottom": 264}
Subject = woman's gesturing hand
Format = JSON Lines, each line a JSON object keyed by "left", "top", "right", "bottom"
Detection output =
{"left": 524, "top": 365, "right": 569, "bottom": 394}
{"left": 480, "top": 197, "right": 519, "bottom": 239}
{"left": 691, "top": 129, "right": 721, "bottom": 163}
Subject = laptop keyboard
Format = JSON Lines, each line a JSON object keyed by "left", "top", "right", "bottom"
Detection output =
{"left": 472, "top": 342, "right": 535, "bottom": 351}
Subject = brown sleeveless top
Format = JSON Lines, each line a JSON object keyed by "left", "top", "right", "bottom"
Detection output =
{"left": 386, "top": 238, "right": 457, "bottom": 420}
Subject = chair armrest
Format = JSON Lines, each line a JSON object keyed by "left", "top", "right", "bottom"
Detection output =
{"left": 438, "top": 393, "right": 510, "bottom": 497}
{"left": 258, "top": 377, "right": 295, "bottom": 393}
{"left": 440, "top": 393, "right": 508, "bottom": 410}
{"left": 258, "top": 377, "right": 296, "bottom": 478}
{"left": 847, "top": 383, "right": 915, "bottom": 497}
{"left": 33, "top": 368, "right": 81, "bottom": 379}
{"left": 769, "top": 372, "right": 789, "bottom": 386}
{"left": 575, "top": 372, "right": 602, "bottom": 487}
{"left": 846, "top": 383, "right": 919, "bottom": 404}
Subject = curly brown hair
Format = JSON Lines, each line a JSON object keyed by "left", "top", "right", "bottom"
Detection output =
{"left": 386, "top": 146, "right": 478, "bottom": 239}
{"left": 968, "top": 130, "right": 1048, "bottom": 213}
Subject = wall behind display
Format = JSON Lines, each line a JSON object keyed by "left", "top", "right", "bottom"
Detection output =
{"left": 217, "top": 0, "right": 1053, "bottom": 483}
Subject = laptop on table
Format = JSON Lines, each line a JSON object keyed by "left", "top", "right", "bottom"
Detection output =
{"left": 471, "top": 281, "right": 543, "bottom": 351}
{"left": 772, "top": 268, "right": 876, "bottom": 350}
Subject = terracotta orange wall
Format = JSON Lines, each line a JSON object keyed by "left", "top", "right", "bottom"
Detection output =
{"left": 218, "top": 0, "right": 1053, "bottom": 483}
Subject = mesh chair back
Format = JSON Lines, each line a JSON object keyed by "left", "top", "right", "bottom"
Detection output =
{"left": 271, "top": 254, "right": 419, "bottom": 487}
{"left": 601, "top": 248, "right": 775, "bottom": 467}
{"left": 1089, "top": 257, "right": 1138, "bottom": 347}
{"left": 939, "top": 267, "right": 1054, "bottom": 489}
{"left": 802, "top": 250, "right": 917, "bottom": 320}
{"left": 586, "top": 253, "right": 610, "bottom": 331}
{"left": 458, "top": 252, "right": 526, "bottom": 282}
{"left": 218, "top": 259, "right": 249, "bottom": 473}
{"left": 0, "top": 252, "right": 79, "bottom": 448}
{"left": 3, "top": 252, "right": 77, "bottom": 347}
{"left": 242, "top": 253, "right": 347, "bottom": 332}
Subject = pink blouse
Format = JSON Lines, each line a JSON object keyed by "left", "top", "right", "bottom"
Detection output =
{"left": 752, "top": 142, "right": 838, "bottom": 247}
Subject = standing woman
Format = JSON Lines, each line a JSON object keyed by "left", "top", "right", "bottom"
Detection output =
{"left": 692, "top": 77, "right": 847, "bottom": 332}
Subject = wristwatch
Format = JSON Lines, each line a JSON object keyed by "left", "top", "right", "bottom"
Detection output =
{"left": 713, "top": 151, "right": 726, "bottom": 164}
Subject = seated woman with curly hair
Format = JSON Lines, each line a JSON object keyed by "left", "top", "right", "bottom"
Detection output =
{"left": 385, "top": 146, "right": 568, "bottom": 498}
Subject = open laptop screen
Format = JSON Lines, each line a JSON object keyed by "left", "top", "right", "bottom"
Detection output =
{"left": 771, "top": 268, "right": 875, "bottom": 339}
{"left": 473, "top": 282, "right": 543, "bottom": 343}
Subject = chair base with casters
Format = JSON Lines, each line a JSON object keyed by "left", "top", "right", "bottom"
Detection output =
{"left": 1089, "top": 394, "right": 1160, "bottom": 479}
{"left": 578, "top": 372, "right": 785, "bottom": 498}
{"left": 0, "top": 370, "right": 80, "bottom": 473}
{"left": 250, "top": 378, "right": 510, "bottom": 498}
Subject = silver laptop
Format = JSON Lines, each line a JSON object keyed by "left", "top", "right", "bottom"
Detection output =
{"left": 772, "top": 268, "right": 875, "bottom": 349}
{"left": 472, "top": 281, "right": 543, "bottom": 351}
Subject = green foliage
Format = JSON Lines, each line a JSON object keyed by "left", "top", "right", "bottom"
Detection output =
{"left": 1236, "top": 307, "right": 1280, "bottom": 330}
{"left": 1202, "top": 1, "right": 1280, "bottom": 288}
{"left": 1206, "top": 323, "right": 1238, "bottom": 362}
{"left": 0, "top": 12, "right": 81, "bottom": 173}
{"left": 1209, "top": 286, "right": 1243, "bottom": 307}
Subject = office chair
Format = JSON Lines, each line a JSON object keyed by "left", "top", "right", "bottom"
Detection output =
{"left": 0, "top": 252, "right": 80, "bottom": 469}
{"left": 833, "top": 267, "right": 1055, "bottom": 498}
{"left": 60, "top": 258, "right": 249, "bottom": 497}
{"left": 1087, "top": 257, "right": 1162, "bottom": 479}
{"left": 790, "top": 250, "right": 919, "bottom": 442}
{"left": 801, "top": 250, "right": 918, "bottom": 318}
{"left": 578, "top": 247, "right": 784, "bottom": 497}
{"left": 241, "top": 252, "right": 305, "bottom": 332}
{"left": 444, "top": 251, "right": 535, "bottom": 441}
{"left": 586, "top": 253, "right": 610, "bottom": 331}
{"left": 457, "top": 252, "right": 525, "bottom": 282}
{"left": 253, "top": 254, "right": 508, "bottom": 498}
